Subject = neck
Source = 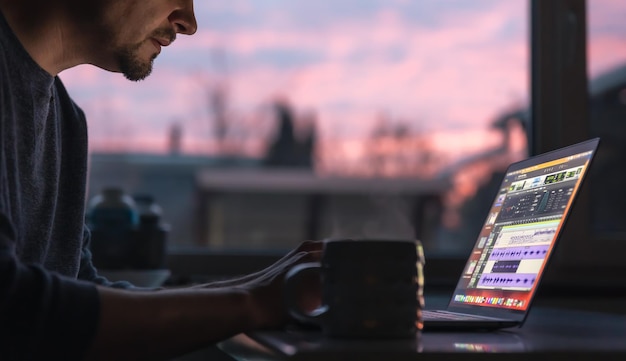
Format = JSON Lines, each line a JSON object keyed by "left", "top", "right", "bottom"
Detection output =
{"left": 0, "top": 0, "right": 88, "bottom": 76}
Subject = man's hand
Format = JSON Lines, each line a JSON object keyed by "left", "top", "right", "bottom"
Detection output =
{"left": 195, "top": 240, "right": 323, "bottom": 329}
{"left": 192, "top": 240, "right": 323, "bottom": 290}
{"left": 237, "top": 242, "right": 323, "bottom": 329}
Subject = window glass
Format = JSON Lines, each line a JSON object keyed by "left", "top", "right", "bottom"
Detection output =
{"left": 62, "top": 1, "right": 528, "bottom": 257}
{"left": 587, "top": 0, "right": 626, "bottom": 239}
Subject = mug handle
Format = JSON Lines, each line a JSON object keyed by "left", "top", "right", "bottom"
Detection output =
{"left": 284, "top": 262, "right": 328, "bottom": 325}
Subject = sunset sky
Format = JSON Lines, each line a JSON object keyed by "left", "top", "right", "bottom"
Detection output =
{"left": 59, "top": 0, "right": 626, "bottom": 166}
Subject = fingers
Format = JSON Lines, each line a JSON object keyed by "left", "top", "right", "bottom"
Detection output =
{"left": 245, "top": 247, "right": 323, "bottom": 330}
{"left": 291, "top": 249, "right": 322, "bottom": 265}
{"left": 274, "top": 240, "right": 323, "bottom": 264}
{"left": 265, "top": 240, "right": 324, "bottom": 269}
{"left": 305, "top": 250, "right": 322, "bottom": 263}
{"left": 297, "top": 240, "right": 324, "bottom": 253}
{"left": 259, "top": 250, "right": 314, "bottom": 281}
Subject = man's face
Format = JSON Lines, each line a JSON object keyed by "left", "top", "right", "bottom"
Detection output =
{"left": 90, "top": 0, "right": 197, "bottom": 81}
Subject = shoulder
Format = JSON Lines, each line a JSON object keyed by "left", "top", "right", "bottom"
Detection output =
{"left": 53, "top": 76, "right": 86, "bottom": 121}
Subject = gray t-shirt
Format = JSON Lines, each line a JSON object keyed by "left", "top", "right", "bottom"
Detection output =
{"left": 0, "top": 11, "right": 105, "bottom": 360}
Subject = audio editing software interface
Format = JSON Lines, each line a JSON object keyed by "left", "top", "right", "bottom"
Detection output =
{"left": 451, "top": 150, "right": 593, "bottom": 310}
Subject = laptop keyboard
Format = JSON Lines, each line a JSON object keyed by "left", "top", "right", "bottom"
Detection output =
{"left": 423, "top": 310, "right": 495, "bottom": 321}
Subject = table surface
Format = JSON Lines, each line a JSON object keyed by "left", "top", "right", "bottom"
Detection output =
{"left": 218, "top": 304, "right": 626, "bottom": 361}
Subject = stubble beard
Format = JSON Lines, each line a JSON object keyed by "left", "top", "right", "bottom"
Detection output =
{"left": 117, "top": 42, "right": 156, "bottom": 82}
{"left": 115, "top": 28, "right": 176, "bottom": 82}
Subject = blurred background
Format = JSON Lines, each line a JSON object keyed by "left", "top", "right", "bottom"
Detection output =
{"left": 60, "top": 1, "right": 626, "bottom": 268}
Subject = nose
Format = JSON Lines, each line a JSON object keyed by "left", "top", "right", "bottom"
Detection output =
{"left": 169, "top": 1, "right": 198, "bottom": 35}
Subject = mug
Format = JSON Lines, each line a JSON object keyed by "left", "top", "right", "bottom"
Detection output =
{"left": 285, "top": 238, "right": 425, "bottom": 339}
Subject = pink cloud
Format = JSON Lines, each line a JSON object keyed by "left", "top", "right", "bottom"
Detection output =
{"left": 202, "top": 2, "right": 527, "bottom": 124}
{"left": 63, "top": 2, "right": 528, "bottom": 160}
{"left": 61, "top": 0, "right": 624, "bottom": 173}
{"left": 588, "top": 36, "right": 626, "bottom": 77}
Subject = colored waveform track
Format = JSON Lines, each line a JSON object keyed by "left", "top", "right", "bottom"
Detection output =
{"left": 478, "top": 273, "right": 536, "bottom": 288}
{"left": 489, "top": 245, "right": 550, "bottom": 261}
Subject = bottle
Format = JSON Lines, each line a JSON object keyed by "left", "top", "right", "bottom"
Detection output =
{"left": 86, "top": 187, "right": 139, "bottom": 269}
{"left": 132, "top": 194, "right": 170, "bottom": 270}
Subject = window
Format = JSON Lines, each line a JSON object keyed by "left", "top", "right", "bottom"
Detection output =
{"left": 62, "top": 1, "right": 529, "bottom": 282}
{"left": 587, "top": 0, "right": 626, "bottom": 244}
{"left": 531, "top": 0, "right": 626, "bottom": 289}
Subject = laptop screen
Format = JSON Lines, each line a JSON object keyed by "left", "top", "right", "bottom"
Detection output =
{"left": 448, "top": 138, "right": 600, "bottom": 314}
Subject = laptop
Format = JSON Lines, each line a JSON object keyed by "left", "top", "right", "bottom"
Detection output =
{"left": 422, "top": 137, "right": 600, "bottom": 330}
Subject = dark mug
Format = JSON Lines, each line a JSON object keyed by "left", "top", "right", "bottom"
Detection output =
{"left": 285, "top": 239, "right": 425, "bottom": 339}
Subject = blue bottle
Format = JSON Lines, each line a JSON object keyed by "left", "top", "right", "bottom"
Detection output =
{"left": 87, "top": 187, "right": 139, "bottom": 269}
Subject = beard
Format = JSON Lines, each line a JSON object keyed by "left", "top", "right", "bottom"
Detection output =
{"left": 116, "top": 43, "right": 156, "bottom": 82}
{"left": 115, "top": 28, "right": 176, "bottom": 82}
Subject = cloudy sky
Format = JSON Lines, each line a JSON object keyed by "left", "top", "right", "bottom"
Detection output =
{"left": 59, "top": 0, "right": 626, "bottom": 161}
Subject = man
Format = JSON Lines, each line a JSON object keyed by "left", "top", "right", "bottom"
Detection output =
{"left": 0, "top": 1, "right": 322, "bottom": 360}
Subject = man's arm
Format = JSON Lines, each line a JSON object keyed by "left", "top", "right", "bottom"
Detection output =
{"left": 0, "top": 214, "right": 101, "bottom": 361}
{"left": 85, "top": 247, "right": 318, "bottom": 361}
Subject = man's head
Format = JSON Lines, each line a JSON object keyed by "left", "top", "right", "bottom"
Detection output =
{"left": 0, "top": 0, "right": 197, "bottom": 79}
{"left": 89, "top": 0, "right": 197, "bottom": 81}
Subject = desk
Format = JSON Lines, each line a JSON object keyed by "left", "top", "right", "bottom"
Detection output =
{"left": 217, "top": 306, "right": 626, "bottom": 360}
